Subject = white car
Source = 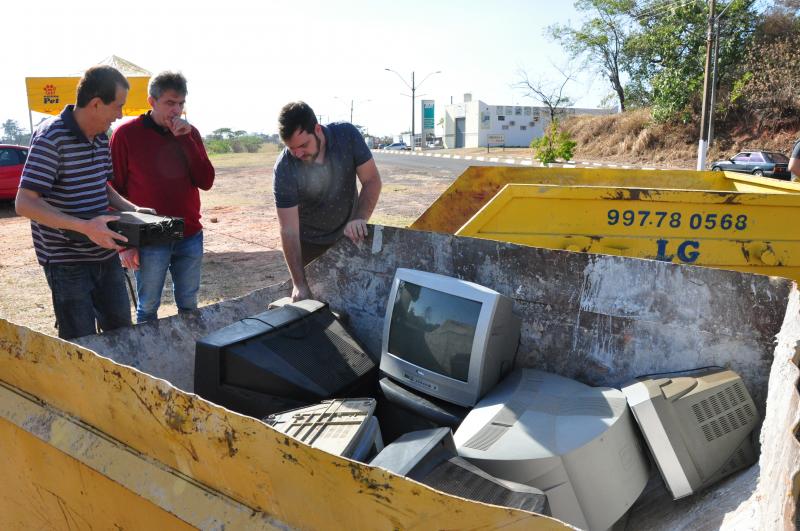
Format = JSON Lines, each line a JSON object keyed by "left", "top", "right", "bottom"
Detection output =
{"left": 383, "top": 142, "right": 410, "bottom": 151}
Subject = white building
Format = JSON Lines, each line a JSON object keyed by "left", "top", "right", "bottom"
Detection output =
{"left": 444, "top": 94, "right": 613, "bottom": 149}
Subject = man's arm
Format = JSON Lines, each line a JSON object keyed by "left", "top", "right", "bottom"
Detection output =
{"left": 106, "top": 183, "right": 156, "bottom": 214}
{"left": 15, "top": 188, "right": 128, "bottom": 250}
{"left": 174, "top": 124, "right": 215, "bottom": 190}
{"left": 789, "top": 142, "right": 800, "bottom": 179}
{"left": 110, "top": 128, "right": 129, "bottom": 196}
{"left": 789, "top": 157, "right": 800, "bottom": 177}
{"left": 277, "top": 206, "right": 311, "bottom": 301}
{"left": 343, "top": 158, "right": 382, "bottom": 243}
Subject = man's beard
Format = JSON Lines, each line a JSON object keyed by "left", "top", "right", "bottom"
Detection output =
{"left": 301, "top": 131, "right": 321, "bottom": 163}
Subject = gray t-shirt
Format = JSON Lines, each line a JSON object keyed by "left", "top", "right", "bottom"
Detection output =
{"left": 273, "top": 123, "right": 372, "bottom": 245}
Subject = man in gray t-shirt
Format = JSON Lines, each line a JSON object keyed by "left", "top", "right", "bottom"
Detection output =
{"left": 789, "top": 140, "right": 800, "bottom": 182}
{"left": 273, "top": 101, "right": 382, "bottom": 301}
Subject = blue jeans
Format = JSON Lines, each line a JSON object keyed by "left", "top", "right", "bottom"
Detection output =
{"left": 43, "top": 257, "right": 132, "bottom": 340}
{"left": 134, "top": 231, "right": 203, "bottom": 323}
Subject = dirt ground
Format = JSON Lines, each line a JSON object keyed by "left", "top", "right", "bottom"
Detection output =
{"left": 0, "top": 145, "right": 450, "bottom": 336}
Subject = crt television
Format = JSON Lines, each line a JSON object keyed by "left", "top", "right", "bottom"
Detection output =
{"left": 195, "top": 299, "right": 376, "bottom": 418}
{"left": 621, "top": 368, "right": 760, "bottom": 499}
{"left": 380, "top": 268, "right": 521, "bottom": 407}
{"left": 454, "top": 369, "right": 650, "bottom": 531}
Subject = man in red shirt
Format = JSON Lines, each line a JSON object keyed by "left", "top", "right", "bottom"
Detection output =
{"left": 111, "top": 72, "right": 215, "bottom": 323}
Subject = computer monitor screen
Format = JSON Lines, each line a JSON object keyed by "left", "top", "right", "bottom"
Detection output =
{"left": 380, "top": 268, "right": 520, "bottom": 407}
{"left": 387, "top": 280, "right": 482, "bottom": 382}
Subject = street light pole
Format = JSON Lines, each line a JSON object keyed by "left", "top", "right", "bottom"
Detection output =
{"left": 385, "top": 68, "right": 441, "bottom": 148}
{"left": 697, "top": 0, "right": 716, "bottom": 171}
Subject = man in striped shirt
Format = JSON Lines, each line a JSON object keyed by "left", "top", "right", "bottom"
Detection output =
{"left": 15, "top": 65, "right": 153, "bottom": 340}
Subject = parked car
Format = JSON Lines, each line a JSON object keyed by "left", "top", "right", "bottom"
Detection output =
{"left": 0, "top": 145, "right": 28, "bottom": 200}
{"left": 383, "top": 142, "right": 410, "bottom": 151}
{"left": 710, "top": 150, "right": 790, "bottom": 179}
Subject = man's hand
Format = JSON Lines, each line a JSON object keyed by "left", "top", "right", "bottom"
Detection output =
{"left": 291, "top": 282, "right": 312, "bottom": 302}
{"left": 344, "top": 219, "right": 369, "bottom": 243}
{"left": 119, "top": 247, "right": 139, "bottom": 270}
{"left": 134, "top": 206, "right": 157, "bottom": 215}
{"left": 167, "top": 117, "right": 192, "bottom": 136}
{"left": 83, "top": 215, "right": 127, "bottom": 251}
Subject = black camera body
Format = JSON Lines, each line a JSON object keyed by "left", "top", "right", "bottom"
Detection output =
{"left": 64, "top": 211, "right": 184, "bottom": 248}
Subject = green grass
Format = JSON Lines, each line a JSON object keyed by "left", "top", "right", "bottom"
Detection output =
{"left": 208, "top": 144, "right": 282, "bottom": 169}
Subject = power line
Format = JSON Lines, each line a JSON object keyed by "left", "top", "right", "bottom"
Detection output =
{"left": 633, "top": 0, "right": 702, "bottom": 20}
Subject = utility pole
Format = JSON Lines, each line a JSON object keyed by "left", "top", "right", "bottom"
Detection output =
{"left": 411, "top": 72, "right": 416, "bottom": 147}
{"left": 708, "top": 2, "right": 732, "bottom": 150}
{"left": 385, "top": 68, "right": 441, "bottom": 148}
{"left": 697, "top": 0, "right": 716, "bottom": 171}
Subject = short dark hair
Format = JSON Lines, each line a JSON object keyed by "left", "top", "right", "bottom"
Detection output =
{"left": 76, "top": 65, "right": 130, "bottom": 108}
{"left": 278, "top": 101, "right": 317, "bottom": 141}
{"left": 148, "top": 71, "right": 188, "bottom": 99}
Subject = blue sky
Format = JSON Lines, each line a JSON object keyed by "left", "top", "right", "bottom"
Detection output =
{"left": 4, "top": 0, "right": 608, "bottom": 137}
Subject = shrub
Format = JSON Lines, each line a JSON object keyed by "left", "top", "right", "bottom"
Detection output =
{"left": 530, "top": 121, "right": 577, "bottom": 164}
{"left": 205, "top": 139, "right": 231, "bottom": 154}
{"left": 203, "top": 134, "right": 264, "bottom": 154}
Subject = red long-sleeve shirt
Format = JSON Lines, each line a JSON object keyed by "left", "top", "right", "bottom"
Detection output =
{"left": 110, "top": 113, "right": 215, "bottom": 237}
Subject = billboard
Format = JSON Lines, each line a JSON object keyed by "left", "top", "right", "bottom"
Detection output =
{"left": 421, "top": 100, "right": 435, "bottom": 139}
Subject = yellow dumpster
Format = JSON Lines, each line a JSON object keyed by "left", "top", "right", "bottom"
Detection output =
{"left": 411, "top": 166, "right": 800, "bottom": 281}
{"left": 1, "top": 226, "right": 798, "bottom": 529}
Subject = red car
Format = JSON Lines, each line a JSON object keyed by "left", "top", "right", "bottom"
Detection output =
{"left": 0, "top": 144, "right": 28, "bottom": 200}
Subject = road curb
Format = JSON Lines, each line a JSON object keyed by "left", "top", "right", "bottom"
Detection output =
{"left": 376, "top": 149, "right": 673, "bottom": 170}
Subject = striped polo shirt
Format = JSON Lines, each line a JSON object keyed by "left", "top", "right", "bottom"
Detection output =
{"left": 19, "top": 105, "right": 117, "bottom": 265}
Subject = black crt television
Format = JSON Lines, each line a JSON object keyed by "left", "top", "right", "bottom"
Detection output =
{"left": 194, "top": 299, "right": 377, "bottom": 418}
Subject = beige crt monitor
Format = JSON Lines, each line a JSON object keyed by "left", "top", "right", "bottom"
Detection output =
{"left": 621, "top": 368, "right": 759, "bottom": 500}
{"left": 454, "top": 369, "right": 650, "bottom": 531}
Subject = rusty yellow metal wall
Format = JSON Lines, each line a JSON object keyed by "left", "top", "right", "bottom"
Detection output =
{"left": 0, "top": 412, "right": 198, "bottom": 531}
{"left": 411, "top": 166, "right": 800, "bottom": 235}
{"left": 0, "top": 319, "right": 569, "bottom": 530}
{"left": 455, "top": 184, "right": 800, "bottom": 281}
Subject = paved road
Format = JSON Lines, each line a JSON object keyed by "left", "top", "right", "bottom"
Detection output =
{"left": 372, "top": 150, "right": 537, "bottom": 190}
{"left": 372, "top": 150, "right": 522, "bottom": 175}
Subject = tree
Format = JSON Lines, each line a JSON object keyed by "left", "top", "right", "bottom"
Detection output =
{"left": 515, "top": 66, "right": 575, "bottom": 124}
{"left": 530, "top": 121, "right": 577, "bottom": 164}
{"left": 211, "top": 127, "right": 233, "bottom": 140}
{"left": 728, "top": 5, "right": 800, "bottom": 127}
{"left": 548, "top": 0, "right": 635, "bottom": 111}
{"left": 2, "top": 119, "right": 23, "bottom": 144}
{"left": 624, "top": 0, "right": 758, "bottom": 123}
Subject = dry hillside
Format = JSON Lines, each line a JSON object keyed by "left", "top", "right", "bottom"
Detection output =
{"left": 563, "top": 108, "right": 799, "bottom": 168}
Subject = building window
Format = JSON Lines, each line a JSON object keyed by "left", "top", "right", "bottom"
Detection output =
{"left": 502, "top": 125, "right": 509, "bottom": 130}
{"left": 498, "top": 115, "right": 505, "bottom": 121}
{"left": 515, "top": 107, "right": 522, "bottom": 115}
{"left": 520, "top": 126, "right": 527, "bottom": 130}
{"left": 529, "top": 121, "right": 535, "bottom": 127}
{"left": 524, "top": 107, "right": 532, "bottom": 115}
{"left": 505, "top": 106, "right": 513, "bottom": 115}
{"left": 510, "top": 120, "right": 515, "bottom": 126}
{"left": 496, "top": 106, "right": 503, "bottom": 115}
